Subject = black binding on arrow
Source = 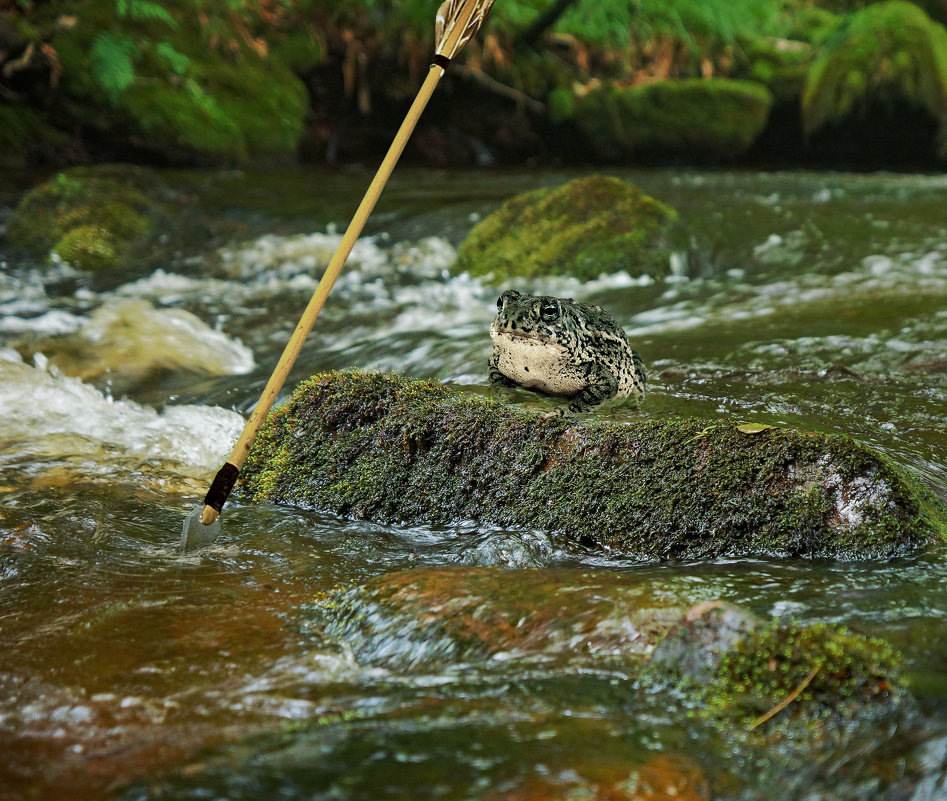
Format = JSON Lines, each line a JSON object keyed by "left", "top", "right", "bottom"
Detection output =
{"left": 203, "top": 462, "right": 240, "bottom": 512}
{"left": 432, "top": 54, "right": 451, "bottom": 69}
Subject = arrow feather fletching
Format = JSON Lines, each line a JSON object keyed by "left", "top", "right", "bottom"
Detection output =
{"left": 435, "top": 0, "right": 496, "bottom": 60}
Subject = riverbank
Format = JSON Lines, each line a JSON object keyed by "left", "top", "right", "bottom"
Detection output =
{"left": 4, "top": 0, "right": 947, "bottom": 171}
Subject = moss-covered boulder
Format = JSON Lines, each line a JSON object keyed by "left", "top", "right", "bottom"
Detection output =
{"left": 549, "top": 78, "right": 774, "bottom": 162}
{"left": 5, "top": 164, "right": 163, "bottom": 270}
{"left": 801, "top": 1, "right": 947, "bottom": 159}
{"left": 453, "top": 175, "right": 676, "bottom": 282}
{"left": 240, "top": 371, "right": 947, "bottom": 561}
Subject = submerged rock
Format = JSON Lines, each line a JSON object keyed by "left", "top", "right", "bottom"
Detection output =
{"left": 307, "top": 566, "right": 907, "bottom": 732}
{"left": 801, "top": 1, "right": 947, "bottom": 159}
{"left": 549, "top": 78, "right": 773, "bottom": 162}
{"left": 453, "top": 175, "right": 676, "bottom": 282}
{"left": 240, "top": 371, "right": 947, "bottom": 561}
{"left": 305, "top": 566, "right": 684, "bottom": 670}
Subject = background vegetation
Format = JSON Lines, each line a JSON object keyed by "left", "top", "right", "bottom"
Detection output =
{"left": 2, "top": 0, "right": 947, "bottom": 167}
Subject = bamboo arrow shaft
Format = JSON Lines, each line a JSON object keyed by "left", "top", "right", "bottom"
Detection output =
{"left": 200, "top": 63, "right": 446, "bottom": 526}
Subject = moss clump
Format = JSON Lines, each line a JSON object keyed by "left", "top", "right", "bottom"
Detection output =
{"left": 453, "top": 175, "right": 676, "bottom": 282}
{"left": 239, "top": 371, "right": 947, "bottom": 561}
{"left": 550, "top": 78, "right": 774, "bottom": 162}
{"left": 53, "top": 224, "right": 118, "bottom": 271}
{"left": 704, "top": 619, "right": 904, "bottom": 728}
{"left": 801, "top": 1, "right": 947, "bottom": 158}
{"left": 735, "top": 37, "right": 816, "bottom": 103}
{"left": 5, "top": 165, "right": 157, "bottom": 269}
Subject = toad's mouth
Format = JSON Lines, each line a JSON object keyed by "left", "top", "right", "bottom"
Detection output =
{"left": 490, "top": 327, "right": 562, "bottom": 349}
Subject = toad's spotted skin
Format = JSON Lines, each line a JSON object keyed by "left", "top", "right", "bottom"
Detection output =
{"left": 489, "top": 289, "right": 646, "bottom": 415}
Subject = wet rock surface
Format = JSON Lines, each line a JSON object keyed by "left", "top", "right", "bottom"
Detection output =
{"left": 240, "top": 370, "right": 947, "bottom": 561}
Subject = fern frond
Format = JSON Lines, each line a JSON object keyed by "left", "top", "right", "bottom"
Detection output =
{"left": 183, "top": 78, "right": 227, "bottom": 121}
{"left": 120, "top": 0, "right": 179, "bottom": 29}
{"left": 155, "top": 41, "right": 191, "bottom": 75}
{"left": 90, "top": 32, "right": 138, "bottom": 105}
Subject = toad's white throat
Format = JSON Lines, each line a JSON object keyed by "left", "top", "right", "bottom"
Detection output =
{"left": 490, "top": 329, "right": 585, "bottom": 396}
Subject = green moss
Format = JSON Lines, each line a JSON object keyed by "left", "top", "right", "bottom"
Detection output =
{"left": 735, "top": 36, "right": 815, "bottom": 103}
{"left": 453, "top": 175, "right": 676, "bottom": 282}
{"left": 788, "top": 7, "right": 844, "bottom": 46}
{"left": 239, "top": 371, "right": 947, "bottom": 561}
{"left": 551, "top": 78, "right": 774, "bottom": 161}
{"left": 53, "top": 224, "right": 118, "bottom": 271}
{"left": 42, "top": 0, "right": 309, "bottom": 164}
{"left": 5, "top": 165, "right": 156, "bottom": 267}
{"left": 801, "top": 1, "right": 947, "bottom": 158}
{"left": 704, "top": 619, "right": 904, "bottom": 728}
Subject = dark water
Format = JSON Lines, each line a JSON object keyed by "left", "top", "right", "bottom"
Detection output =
{"left": 1, "top": 167, "right": 946, "bottom": 800}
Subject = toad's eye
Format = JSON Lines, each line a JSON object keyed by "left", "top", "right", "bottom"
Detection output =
{"left": 539, "top": 301, "right": 559, "bottom": 322}
{"left": 496, "top": 295, "right": 504, "bottom": 310}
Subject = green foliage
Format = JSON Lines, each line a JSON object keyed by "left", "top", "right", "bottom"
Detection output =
{"left": 86, "top": 1, "right": 179, "bottom": 106}
{"left": 155, "top": 41, "right": 190, "bottom": 74}
{"left": 89, "top": 32, "right": 138, "bottom": 105}
{"left": 316, "top": 0, "right": 783, "bottom": 49}
{"left": 559, "top": 0, "right": 781, "bottom": 48}
{"left": 801, "top": 0, "right": 947, "bottom": 157}
{"left": 117, "top": 0, "right": 179, "bottom": 27}
{"left": 734, "top": 35, "right": 815, "bottom": 102}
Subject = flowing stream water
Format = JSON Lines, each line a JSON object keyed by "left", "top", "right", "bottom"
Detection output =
{"left": 1, "top": 167, "right": 946, "bottom": 800}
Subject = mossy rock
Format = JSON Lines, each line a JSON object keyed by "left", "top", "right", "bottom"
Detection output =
{"left": 801, "top": 0, "right": 947, "bottom": 158}
{"left": 734, "top": 36, "right": 816, "bottom": 103}
{"left": 648, "top": 603, "right": 905, "bottom": 733}
{"left": 453, "top": 175, "right": 676, "bottom": 282}
{"left": 5, "top": 164, "right": 161, "bottom": 270}
{"left": 549, "top": 78, "right": 774, "bottom": 162}
{"left": 239, "top": 371, "right": 947, "bottom": 561}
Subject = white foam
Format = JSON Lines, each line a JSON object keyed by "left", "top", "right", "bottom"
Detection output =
{"left": 0, "top": 349, "right": 244, "bottom": 471}
{"left": 0, "top": 310, "right": 85, "bottom": 335}
{"left": 77, "top": 299, "right": 255, "bottom": 376}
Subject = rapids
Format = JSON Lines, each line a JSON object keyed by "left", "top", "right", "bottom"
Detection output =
{"left": 1, "top": 167, "right": 946, "bottom": 800}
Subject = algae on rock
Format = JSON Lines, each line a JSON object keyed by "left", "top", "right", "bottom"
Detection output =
{"left": 549, "top": 78, "right": 774, "bottom": 162}
{"left": 801, "top": 0, "right": 947, "bottom": 159}
{"left": 453, "top": 175, "right": 676, "bottom": 282}
{"left": 239, "top": 371, "right": 947, "bottom": 561}
{"left": 5, "top": 165, "right": 163, "bottom": 270}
